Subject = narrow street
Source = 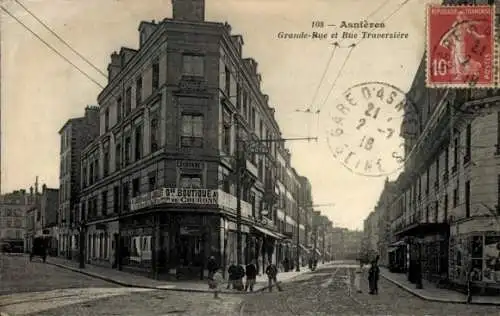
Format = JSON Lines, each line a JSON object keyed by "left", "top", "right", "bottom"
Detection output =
{"left": 2, "top": 258, "right": 498, "bottom": 315}
{"left": 240, "top": 265, "right": 499, "bottom": 315}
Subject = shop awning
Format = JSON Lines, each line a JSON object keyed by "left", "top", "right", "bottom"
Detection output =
{"left": 394, "top": 222, "right": 449, "bottom": 237}
{"left": 388, "top": 247, "right": 398, "bottom": 253}
{"left": 253, "top": 225, "right": 283, "bottom": 239}
{"left": 299, "top": 244, "right": 310, "bottom": 253}
{"left": 389, "top": 240, "right": 406, "bottom": 247}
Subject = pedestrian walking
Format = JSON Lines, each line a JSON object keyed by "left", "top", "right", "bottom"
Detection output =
{"left": 368, "top": 259, "right": 380, "bottom": 295}
{"left": 354, "top": 261, "right": 363, "bottom": 293}
{"left": 245, "top": 260, "right": 257, "bottom": 292}
{"left": 207, "top": 255, "right": 218, "bottom": 280}
{"left": 227, "top": 260, "right": 238, "bottom": 290}
{"left": 234, "top": 264, "right": 245, "bottom": 291}
{"left": 466, "top": 266, "right": 478, "bottom": 304}
{"left": 209, "top": 268, "right": 223, "bottom": 299}
{"left": 266, "top": 261, "right": 283, "bottom": 292}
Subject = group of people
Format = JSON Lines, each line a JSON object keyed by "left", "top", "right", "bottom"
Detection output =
{"left": 352, "top": 257, "right": 380, "bottom": 295}
{"left": 206, "top": 256, "right": 282, "bottom": 298}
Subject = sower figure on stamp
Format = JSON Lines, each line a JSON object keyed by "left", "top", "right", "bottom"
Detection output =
{"left": 439, "top": 11, "right": 486, "bottom": 81}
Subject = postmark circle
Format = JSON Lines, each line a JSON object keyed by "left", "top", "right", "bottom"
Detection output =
{"left": 325, "top": 81, "right": 420, "bottom": 177}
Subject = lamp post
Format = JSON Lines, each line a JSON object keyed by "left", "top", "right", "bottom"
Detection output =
{"left": 78, "top": 220, "right": 86, "bottom": 269}
{"left": 235, "top": 116, "right": 244, "bottom": 266}
{"left": 295, "top": 193, "right": 301, "bottom": 272}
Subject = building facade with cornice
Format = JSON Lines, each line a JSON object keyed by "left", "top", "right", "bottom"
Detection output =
{"left": 388, "top": 0, "right": 500, "bottom": 288}
{"left": 75, "top": 0, "right": 316, "bottom": 280}
{"left": 58, "top": 106, "right": 99, "bottom": 260}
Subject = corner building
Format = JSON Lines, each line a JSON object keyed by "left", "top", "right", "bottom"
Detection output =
{"left": 79, "top": 0, "right": 312, "bottom": 279}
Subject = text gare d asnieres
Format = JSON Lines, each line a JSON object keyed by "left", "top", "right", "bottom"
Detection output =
{"left": 276, "top": 20, "right": 409, "bottom": 40}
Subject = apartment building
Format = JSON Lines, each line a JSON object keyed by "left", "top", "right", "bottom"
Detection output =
{"left": 58, "top": 106, "right": 99, "bottom": 259}
{"left": 389, "top": 46, "right": 500, "bottom": 289}
{"left": 24, "top": 182, "right": 59, "bottom": 255}
{"left": 73, "top": 0, "right": 317, "bottom": 279}
{"left": 0, "top": 189, "right": 35, "bottom": 252}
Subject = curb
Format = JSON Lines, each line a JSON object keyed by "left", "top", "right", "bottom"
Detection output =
{"left": 381, "top": 274, "right": 500, "bottom": 306}
{"left": 47, "top": 261, "right": 313, "bottom": 295}
{"left": 47, "top": 262, "right": 157, "bottom": 290}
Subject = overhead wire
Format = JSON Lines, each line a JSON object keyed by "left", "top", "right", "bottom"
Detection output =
{"left": 301, "top": 0, "right": 394, "bottom": 138}
{"left": 312, "top": 0, "right": 415, "bottom": 136}
{"left": 13, "top": 0, "right": 108, "bottom": 79}
{"left": 0, "top": 5, "right": 105, "bottom": 89}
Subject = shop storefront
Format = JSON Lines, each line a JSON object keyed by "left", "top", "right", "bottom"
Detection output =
{"left": 449, "top": 230, "right": 500, "bottom": 287}
{"left": 388, "top": 240, "right": 407, "bottom": 272}
{"left": 116, "top": 187, "right": 286, "bottom": 280}
{"left": 393, "top": 222, "right": 449, "bottom": 284}
{"left": 86, "top": 221, "right": 119, "bottom": 268}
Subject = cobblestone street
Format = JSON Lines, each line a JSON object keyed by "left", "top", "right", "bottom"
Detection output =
{"left": 3, "top": 260, "right": 499, "bottom": 315}
{"left": 240, "top": 266, "right": 500, "bottom": 316}
{"left": 0, "top": 254, "right": 117, "bottom": 295}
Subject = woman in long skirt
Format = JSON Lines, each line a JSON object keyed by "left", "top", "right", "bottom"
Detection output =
{"left": 354, "top": 262, "right": 363, "bottom": 293}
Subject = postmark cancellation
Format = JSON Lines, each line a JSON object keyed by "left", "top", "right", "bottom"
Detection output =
{"left": 326, "top": 82, "right": 419, "bottom": 177}
{"left": 426, "top": 4, "right": 497, "bottom": 88}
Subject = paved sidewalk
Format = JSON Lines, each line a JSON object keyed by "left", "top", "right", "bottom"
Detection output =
{"left": 46, "top": 256, "right": 331, "bottom": 294}
{"left": 380, "top": 267, "right": 500, "bottom": 305}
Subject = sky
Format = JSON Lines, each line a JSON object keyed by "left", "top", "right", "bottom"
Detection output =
{"left": 1, "top": 0, "right": 440, "bottom": 230}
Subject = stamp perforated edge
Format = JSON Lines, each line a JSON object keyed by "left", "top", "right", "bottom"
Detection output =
{"left": 425, "top": 4, "right": 497, "bottom": 89}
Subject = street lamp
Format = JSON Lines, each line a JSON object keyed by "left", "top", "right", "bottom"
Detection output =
{"left": 295, "top": 195, "right": 301, "bottom": 272}
{"left": 78, "top": 220, "right": 86, "bottom": 269}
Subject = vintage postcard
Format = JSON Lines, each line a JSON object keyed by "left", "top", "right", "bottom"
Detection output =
{"left": 1, "top": 0, "right": 500, "bottom": 315}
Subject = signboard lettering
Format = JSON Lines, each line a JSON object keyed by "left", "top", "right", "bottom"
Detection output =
{"left": 130, "top": 188, "right": 218, "bottom": 211}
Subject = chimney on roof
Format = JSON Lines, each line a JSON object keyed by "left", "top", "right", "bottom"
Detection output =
{"left": 172, "top": 0, "right": 205, "bottom": 22}
{"left": 108, "top": 51, "right": 121, "bottom": 80}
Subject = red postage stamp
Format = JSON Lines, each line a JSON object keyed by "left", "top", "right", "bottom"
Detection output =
{"left": 426, "top": 4, "right": 496, "bottom": 88}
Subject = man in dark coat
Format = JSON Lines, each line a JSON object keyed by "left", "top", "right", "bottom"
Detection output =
{"left": 368, "top": 258, "right": 380, "bottom": 294}
{"left": 207, "top": 256, "right": 218, "bottom": 279}
{"left": 266, "top": 261, "right": 282, "bottom": 292}
{"left": 227, "top": 261, "right": 238, "bottom": 290}
{"left": 245, "top": 260, "right": 257, "bottom": 292}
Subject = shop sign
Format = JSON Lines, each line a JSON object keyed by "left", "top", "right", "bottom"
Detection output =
{"left": 177, "top": 160, "right": 204, "bottom": 169}
{"left": 130, "top": 188, "right": 218, "bottom": 211}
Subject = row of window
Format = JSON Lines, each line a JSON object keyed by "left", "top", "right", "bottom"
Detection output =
{"left": 0, "top": 229, "right": 23, "bottom": 239}
{"left": 82, "top": 113, "right": 203, "bottom": 188}
{"left": 222, "top": 60, "right": 299, "bottom": 194}
{"left": 0, "top": 218, "right": 23, "bottom": 228}
{"left": 60, "top": 154, "right": 71, "bottom": 177}
{"left": 59, "top": 178, "right": 71, "bottom": 204}
{"left": 0, "top": 209, "right": 23, "bottom": 217}
{"left": 103, "top": 54, "right": 205, "bottom": 134}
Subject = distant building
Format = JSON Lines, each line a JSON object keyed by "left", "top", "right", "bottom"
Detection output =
{"left": 0, "top": 189, "right": 35, "bottom": 252}
{"left": 25, "top": 181, "right": 59, "bottom": 255}
{"left": 341, "top": 229, "right": 363, "bottom": 260}
{"left": 58, "top": 106, "right": 99, "bottom": 259}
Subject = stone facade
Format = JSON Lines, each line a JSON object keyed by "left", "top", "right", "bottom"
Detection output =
{"left": 57, "top": 0, "right": 328, "bottom": 280}
{"left": 58, "top": 106, "right": 99, "bottom": 259}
